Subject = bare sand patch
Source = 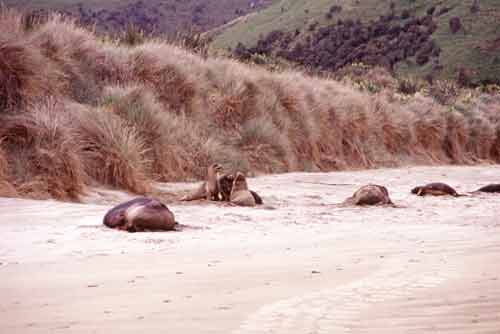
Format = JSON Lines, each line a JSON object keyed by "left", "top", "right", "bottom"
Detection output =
{"left": 1, "top": 166, "right": 499, "bottom": 333}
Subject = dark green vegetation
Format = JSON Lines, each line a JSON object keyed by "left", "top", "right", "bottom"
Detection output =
{"left": 213, "top": 0, "right": 500, "bottom": 84}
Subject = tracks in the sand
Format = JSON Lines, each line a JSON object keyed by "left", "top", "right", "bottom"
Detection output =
{"left": 233, "top": 225, "right": 500, "bottom": 334}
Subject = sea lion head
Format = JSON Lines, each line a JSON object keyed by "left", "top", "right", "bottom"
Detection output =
{"left": 411, "top": 186, "right": 422, "bottom": 195}
{"left": 232, "top": 172, "right": 249, "bottom": 192}
{"left": 209, "top": 163, "right": 223, "bottom": 173}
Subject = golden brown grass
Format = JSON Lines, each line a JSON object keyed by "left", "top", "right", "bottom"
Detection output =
{"left": 0, "top": 100, "right": 85, "bottom": 200}
{"left": 0, "top": 142, "right": 16, "bottom": 197}
{"left": 0, "top": 8, "right": 499, "bottom": 201}
{"left": 102, "top": 85, "right": 192, "bottom": 181}
{"left": 0, "top": 10, "right": 63, "bottom": 112}
{"left": 71, "top": 107, "right": 151, "bottom": 194}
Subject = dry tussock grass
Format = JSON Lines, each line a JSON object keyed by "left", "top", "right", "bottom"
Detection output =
{"left": 0, "top": 142, "right": 16, "bottom": 197}
{"left": 30, "top": 14, "right": 105, "bottom": 104}
{"left": 0, "top": 100, "right": 85, "bottom": 200}
{"left": 0, "top": 11, "right": 63, "bottom": 111}
{"left": 103, "top": 85, "right": 195, "bottom": 181}
{"left": 1, "top": 8, "right": 499, "bottom": 201}
{"left": 72, "top": 107, "right": 151, "bottom": 194}
{"left": 129, "top": 43, "right": 199, "bottom": 114}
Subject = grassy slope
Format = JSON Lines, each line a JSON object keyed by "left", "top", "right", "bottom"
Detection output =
{"left": 213, "top": 0, "right": 500, "bottom": 82}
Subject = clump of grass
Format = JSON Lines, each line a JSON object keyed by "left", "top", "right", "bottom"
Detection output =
{"left": 0, "top": 143, "right": 8, "bottom": 180}
{"left": 465, "top": 115, "right": 496, "bottom": 161}
{"left": 102, "top": 85, "right": 192, "bottom": 181}
{"left": 129, "top": 44, "right": 198, "bottom": 114}
{"left": 0, "top": 142, "right": 16, "bottom": 197}
{"left": 204, "top": 64, "right": 260, "bottom": 131}
{"left": 397, "top": 76, "right": 427, "bottom": 95}
{"left": 0, "top": 10, "right": 63, "bottom": 111}
{"left": 238, "top": 116, "right": 291, "bottom": 172}
{"left": 168, "top": 28, "right": 212, "bottom": 58}
{"left": 442, "top": 111, "right": 468, "bottom": 163}
{"left": 0, "top": 6, "right": 24, "bottom": 37}
{"left": 426, "top": 80, "right": 460, "bottom": 105}
{"left": 0, "top": 100, "right": 86, "bottom": 200}
{"left": 30, "top": 13, "right": 104, "bottom": 105}
{"left": 120, "top": 24, "right": 147, "bottom": 46}
{"left": 72, "top": 107, "right": 151, "bottom": 194}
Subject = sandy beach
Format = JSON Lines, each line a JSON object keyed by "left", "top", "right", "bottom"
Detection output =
{"left": 1, "top": 165, "right": 500, "bottom": 333}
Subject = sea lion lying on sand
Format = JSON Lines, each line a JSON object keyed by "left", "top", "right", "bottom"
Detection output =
{"left": 103, "top": 197, "right": 176, "bottom": 232}
{"left": 230, "top": 172, "right": 257, "bottom": 207}
{"left": 181, "top": 163, "right": 224, "bottom": 201}
{"left": 474, "top": 184, "right": 500, "bottom": 193}
{"left": 411, "top": 182, "right": 463, "bottom": 197}
{"left": 344, "top": 184, "right": 394, "bottom": 206}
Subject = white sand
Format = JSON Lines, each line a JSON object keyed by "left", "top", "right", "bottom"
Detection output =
{"left": 1, "top": 165, "right": 499, "bottom": 333}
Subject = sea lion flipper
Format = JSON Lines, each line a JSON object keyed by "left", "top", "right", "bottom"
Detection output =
{"left": 181, "top": 182, "right": 207, "bottom": 201}
{"left": 250, "top": 190, "right": 263, "bottom": 205}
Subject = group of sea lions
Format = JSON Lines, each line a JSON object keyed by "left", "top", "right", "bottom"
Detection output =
{"left": 180, "top": 163, "right": 263, "bottom": 206}
{"left": 412, "top": 182, "right": 500, "bottom": 196}
{"left": 343, "top": 182, "right": 500, "bottom": 207}
{"left": 102, "top": 165, "right": 500, "bottom": 232}
{"left": 103, "top": 163, "right": 263, "bottom": 232}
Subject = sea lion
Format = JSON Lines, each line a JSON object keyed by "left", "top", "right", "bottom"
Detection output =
{"left": 230, "top": 172, "right": 256, "bottom": 207}
{"left": 219, "top": 173, "right": 263, "bottom": 205}
{"left": 103, "top": 197, "right": 176, "bottom": 232}
{"left": 250, "top": 190, "right": 263, "bottom": 205}
{"left": 218, "top": 173, "right": 234, "bottom": 202}
{"left": 411, "top": 182, "right": 462, "bottom": 196}
{"left": 474, "top": 184, "right": 500, "bottom": 193}
{"left": 180, "top": 163, "right": 224, "bottom": 201}
{"left": 103, "top": 197, "right": 151, "bottom": 229}
{"left": 344, "top": 184, "right": 394, "bottom": 206}
{"left": 206, "top": 163, "right": 223, "bottom": 201}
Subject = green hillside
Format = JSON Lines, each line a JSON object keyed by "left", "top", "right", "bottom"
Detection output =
{"left": 212, "top": 0, "right": 500, "bottom": 83}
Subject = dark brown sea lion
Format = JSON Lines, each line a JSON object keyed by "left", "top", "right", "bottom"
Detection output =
{"left": 344, "top": 184, "right": 394, "bottom": 206}
{"left": 103, "top": 197, "right": 176, "bottom": 232}
{"left": 218, "top": 173, "right": 234, "bottom": 202}
{"left": 230, "top": 172, "right": 256, "bottom": 207}
{"left": 475, "top": 184, "right": 500, "bottom": 193}
{"left": 103, "top": 197, "right": 150, "bottom": 229}
{"left": 411, "top": 182, "right": 462, "bottom": 196}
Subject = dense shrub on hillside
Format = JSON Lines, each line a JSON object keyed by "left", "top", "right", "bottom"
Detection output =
{"left": 234, "top": 9, "right": 441, "bottom": 74}
{"left": 0, "top": 9, "right": 499, "bottom": 201}
{"left": 12, "top": 0, "right": 274, "bottom": 38}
